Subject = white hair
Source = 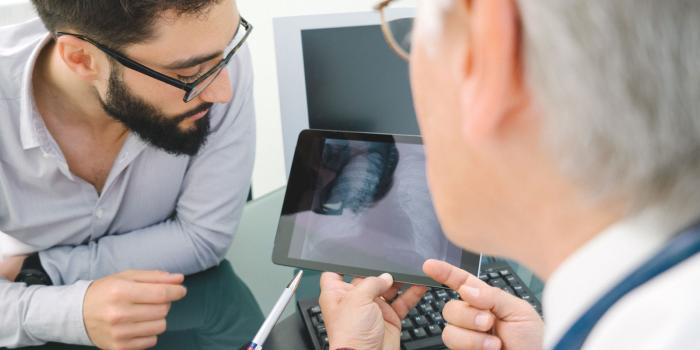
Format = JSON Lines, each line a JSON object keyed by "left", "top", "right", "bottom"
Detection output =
{"left": 416, "top": 0, "right": 452, "bottom": 40}
{"left": 420, "top": 0, "right": 700, "bottom": 210}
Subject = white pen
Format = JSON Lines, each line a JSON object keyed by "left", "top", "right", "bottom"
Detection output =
{"left": 246, "top": 270, "right": 304, "bottom": 350}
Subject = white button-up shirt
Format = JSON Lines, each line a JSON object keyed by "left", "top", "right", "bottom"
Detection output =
{"left": 0, "top": 18, "right": 255, "bottom": 347}
{"left": 543, "top": 197, "right": 700, "bottom": 349}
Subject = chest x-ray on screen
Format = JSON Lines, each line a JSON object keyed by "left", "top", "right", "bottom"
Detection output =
{"left": 286, "top": 139, "right": 463, "bottom": 276}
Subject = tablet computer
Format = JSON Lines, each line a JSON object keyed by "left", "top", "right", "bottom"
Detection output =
{"left": 272, "top": 129, "right": 482, "bottom": 287}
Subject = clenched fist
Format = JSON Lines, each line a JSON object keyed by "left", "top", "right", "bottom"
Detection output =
{"left": 83, "top": 270, "right": 187, "bottom": 350}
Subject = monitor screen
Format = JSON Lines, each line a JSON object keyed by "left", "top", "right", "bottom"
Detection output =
{"left": 301, "top": 25, "right": 419, "bottom": 135}
{"left": 274, "top": 9, "right": 417, "bottom": 176}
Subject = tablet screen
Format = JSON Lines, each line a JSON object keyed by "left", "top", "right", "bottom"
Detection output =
{"left": 273, "top": 130, "right": 481, "bottom": 286}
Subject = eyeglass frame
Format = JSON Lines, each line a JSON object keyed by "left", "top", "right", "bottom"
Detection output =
{"left": 55, "top": 16, "right": 253, "bottom": 103}
{"left": 374, "top": 0, "right": 410, "bottom": 62}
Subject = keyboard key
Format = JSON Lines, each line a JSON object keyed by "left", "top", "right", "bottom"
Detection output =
{"left": 427, "top": 324, "right": 443, "bottom": 336}
{"left": 402, "top": 318, "right": 414, "bottom": 329}
{"left": 449, "top": 290, "right": 460, "bottom": 299}
{"left": 420, "top": 303, "right": 435, "bottom": 314}
{"left": 479, "top": 274, "right": 489, "bottom": 282}
{"left": 316, "top": 324, "right": 326, "bottom": 336}
{"left": 413, "top": 315, "right": 429, "bottom": 327}
{"left": 403, "top": 335, "right": 446, "bottom": 350}
{"left": 434, "top": 300, "right": 446, "bottom": 311}
{"left": 429, "top": 312, "right": 444, "bottom": 324}
{"left": 422, "top": 293, "right": 435, "bottom": 303}
{"left": 489, "top": 278, "right": 507, "bottom": 288}
{"left": 408, "top": 307, "right": 420, "bottom": 317}
{"left": 505, "top": 275, "right": 518, "bottom": 284}
{"left": 400, "top": 330, "right": 412, "bottom": 342}
{"left": 499, "top": 269, "right": 511, "bottom": 276}
{"left": 436, "top": 289, "right": 449, "bottom": 299}
{"left": 310, "top": 305, "right": 322, "bottom": 315}
{"left": 412, "top": 327, "right": 428, "bottom": 339}
{"left": 488, "top": 272, "right": 500, "bottom": 279}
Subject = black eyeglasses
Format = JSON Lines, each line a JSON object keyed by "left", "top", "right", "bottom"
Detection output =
{"left": 56, "top": 17, "right": 253, "bottom": 103}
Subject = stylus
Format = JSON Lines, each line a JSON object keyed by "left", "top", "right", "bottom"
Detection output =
{"left": 246, "top": 270, "right": 304, "bottom": 350}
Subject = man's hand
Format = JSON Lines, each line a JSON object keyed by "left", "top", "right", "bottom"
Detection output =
{"left": 83, "top": 270, "right": 187, "bottom": 350}
{"left": 0, "top": 255, "right": 27, "bottom": 281}
{"left": 319, "top": 272, "right": 427, "bottom": 350}
{"left": 423, "top": 259, "right": 543, "bottom": 350}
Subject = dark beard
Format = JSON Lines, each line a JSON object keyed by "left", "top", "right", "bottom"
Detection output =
{"left": 99, "top": 66, "right": 212, "bottom": 156}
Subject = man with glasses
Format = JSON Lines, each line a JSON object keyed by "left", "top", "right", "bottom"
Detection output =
{"left": 320, "top": 0, "right": 700, "bottom": 349}
{"left": 0, "top": 0, "right": 255, "bottom": 348}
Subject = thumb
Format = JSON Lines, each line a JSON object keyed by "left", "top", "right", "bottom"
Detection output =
{"left": 349, "top": 273, "right": 394, "bottom": 302}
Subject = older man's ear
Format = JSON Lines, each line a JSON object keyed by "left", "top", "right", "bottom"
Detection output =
{"left": 457, "top": 0, "right": 528, "bottom": 145}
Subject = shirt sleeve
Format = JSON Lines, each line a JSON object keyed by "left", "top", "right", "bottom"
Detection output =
{"left": 36, "top": 45, "right": 257, "bottom": 285}
{"left": 0, "top": 279, "right": 93, "bottom": 347}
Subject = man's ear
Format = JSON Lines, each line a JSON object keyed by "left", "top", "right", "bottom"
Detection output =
{"left": 458, "top": 0, "right": 524, "bottom": 143}
{"left": 54, "top": 35, "right": 105, "bottom": 82}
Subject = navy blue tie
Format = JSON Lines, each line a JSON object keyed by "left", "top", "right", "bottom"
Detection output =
{"left": 553, "top": 221, "right": 700, "bottom": 350}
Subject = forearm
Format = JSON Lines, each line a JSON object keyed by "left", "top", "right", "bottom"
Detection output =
{"left": 0, "top": 279, "right": 93, "bottom": 347}
{"left": 39, "top": 216, "right": 241, "bottom": 285}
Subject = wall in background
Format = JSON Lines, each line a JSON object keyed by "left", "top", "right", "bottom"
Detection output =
{"left": 0, "top": 0, "right": 415, "bottom": 198}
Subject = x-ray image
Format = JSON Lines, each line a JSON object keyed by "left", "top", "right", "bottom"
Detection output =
{"left": 288, "top": 139, "right": 462, "bottom": 277}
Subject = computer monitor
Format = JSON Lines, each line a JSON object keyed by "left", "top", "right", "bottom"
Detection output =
{"left": 273, "top": 9, "right": 416, "bottom": 176}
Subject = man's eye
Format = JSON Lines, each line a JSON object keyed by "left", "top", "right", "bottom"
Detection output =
{"left": 177, "top": 73, "right": 203, "bottom": 83}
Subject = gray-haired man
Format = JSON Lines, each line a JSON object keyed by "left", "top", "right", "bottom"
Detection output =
{"left": 320, "top": 0, "right": 700, "bottom": 349}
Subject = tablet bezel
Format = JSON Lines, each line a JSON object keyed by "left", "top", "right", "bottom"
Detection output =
{"left": 272, "top": 129, "right": 482, "bottom": 287}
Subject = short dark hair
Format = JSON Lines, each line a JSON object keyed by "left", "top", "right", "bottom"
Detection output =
{"left": 31, "top": 0, "right": 222, "bottom": 49}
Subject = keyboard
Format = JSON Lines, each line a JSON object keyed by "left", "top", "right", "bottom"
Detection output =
{"left": 297, "top": 263, "right": 542, "bottom": 350}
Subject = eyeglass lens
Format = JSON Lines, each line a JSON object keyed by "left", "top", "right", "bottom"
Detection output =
{"left": 185, "top": 22, "right": 248, "bottom": 101}
{"left": 186, "top": 64, "right": 225, "bottom": 102}
{"left": 387, "top": 17, "right": 414, "bottom": 55}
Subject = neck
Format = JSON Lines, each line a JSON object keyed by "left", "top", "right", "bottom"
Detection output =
{"left": 33, "top": 40, "right": 126, "bottom": 137}
{"left": 509, "top": 177, "right": 627, "bottom": 281}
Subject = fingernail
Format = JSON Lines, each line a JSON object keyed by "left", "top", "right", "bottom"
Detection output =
{"left": 475, "top": 312, "right": 490, "bottom": 328}
{"left": 483, "top": 336, "right": 499, "bottom": 350}
{"left": 460, "top": 285, "right": 480, "bottom": 298}
{"left": 378, "top": 273, "right": 393, "bottom": 283}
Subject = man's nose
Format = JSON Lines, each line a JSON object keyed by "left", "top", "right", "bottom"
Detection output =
{"left": 197, "top": 67, "right": 233, "bottom": 104}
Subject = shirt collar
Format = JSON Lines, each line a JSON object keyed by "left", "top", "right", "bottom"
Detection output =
{"left": 19, "top": 32, "right": 53, "bottom": 150}
{"left": 542, "top": 196, "right": 700, "bottom": 348}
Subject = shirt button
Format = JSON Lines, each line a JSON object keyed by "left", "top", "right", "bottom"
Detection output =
{"left": 95, "top": 208, "right": 104, "bottom": 219}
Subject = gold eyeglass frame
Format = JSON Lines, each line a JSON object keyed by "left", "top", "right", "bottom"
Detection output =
{"left": 374, "top": 0, "right": 411, "bottom": 62}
